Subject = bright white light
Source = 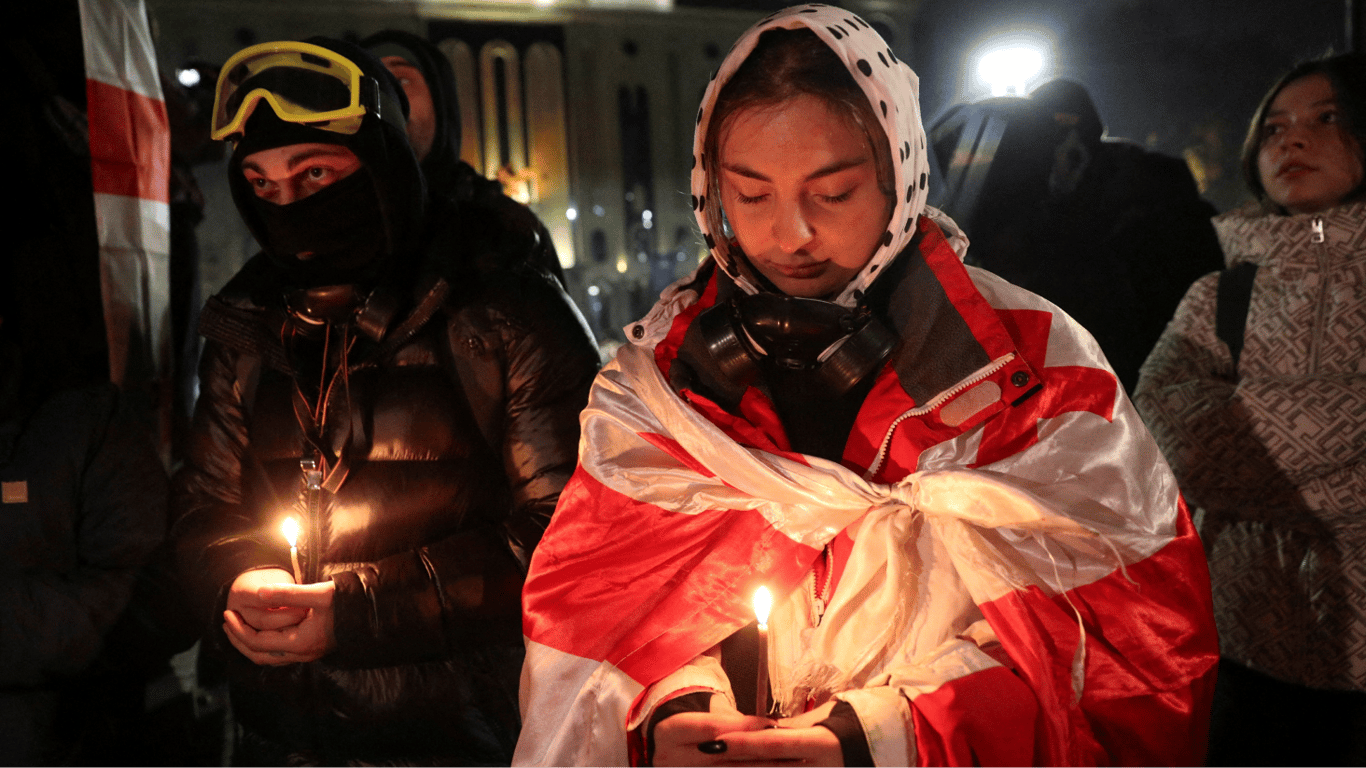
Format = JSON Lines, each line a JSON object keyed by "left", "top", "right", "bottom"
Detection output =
{"left": 753, "top": 586, "right": 772, "bottom": 628}
{"left": 176, "top": 68, "right": 201, "bottom": 88}
{"left": 282, "top": 517, "right": 299, "bottom": 548}
{"left": 979, "top": 47, "right": 1042, "bottom": 96}
{"left": 566, "top": 207, "right": 578, "bottom": 221}
{"left": 969, "top": 29, "right": 1054, "bottom": 99}
{"left": 587, "top": 284, "right": 600, "bottom": 296}
{"left": 642, "top": 210, "right": 652, "bottom": 221}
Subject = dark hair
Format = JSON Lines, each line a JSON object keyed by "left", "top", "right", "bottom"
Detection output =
{"left": 1240, "top": 52, "right": 1366, "bottom": 205}
{"left": 703, "top": 27, "right": 893, "bottom": 252}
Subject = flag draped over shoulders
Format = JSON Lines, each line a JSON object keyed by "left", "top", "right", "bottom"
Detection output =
{"left": 519, "top": 6, "right": 1213, "bottom": 761}
{"left": 517, "top": 225, "right": 1217, "bottom": 766}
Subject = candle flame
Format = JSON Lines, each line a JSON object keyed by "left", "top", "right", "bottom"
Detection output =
{"left": 282, "top": 517, "right": 299, "bottom": 548}
{"left": 753, "top": 586, "right": 772, "bottom": 628}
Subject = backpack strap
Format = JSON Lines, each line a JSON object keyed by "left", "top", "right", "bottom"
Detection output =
{"left": 1216, "top": 261, "right": 1258, "bottom": 371}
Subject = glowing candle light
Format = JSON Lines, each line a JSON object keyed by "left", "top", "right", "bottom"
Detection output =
{"left": 282, "top": 517, "right": 303, "bottom": 584}
{"left": 753, "top": 586, "right": 772, "bottom": 717}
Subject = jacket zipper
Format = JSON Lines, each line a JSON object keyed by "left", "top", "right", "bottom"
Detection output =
{"left": 1309, "top": 215, "right": 1328, "bottom": 369}
{"left": 301, "top": 455, "right": 323, "bottom": 583}
{"left": 811, "top": 545, "right": 835, "bottom": 627}
{"left": 863, "top": 353, "right": 1016, "bottom": 480}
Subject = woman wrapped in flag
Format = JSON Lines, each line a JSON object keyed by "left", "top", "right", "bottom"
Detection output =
{"left": 515, "top": 5, "right": 1218, "bottom": 766}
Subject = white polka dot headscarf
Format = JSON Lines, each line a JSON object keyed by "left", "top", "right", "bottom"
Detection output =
{"left": 690, "top": 3, "right": 930, "bottom": 308}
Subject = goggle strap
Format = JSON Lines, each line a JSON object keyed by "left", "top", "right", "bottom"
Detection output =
{"left": 363, "top": 77, "right": 408, "bottom": 135}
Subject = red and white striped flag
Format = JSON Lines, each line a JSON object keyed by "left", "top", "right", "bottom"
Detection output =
{"left": 78, "top": 0, "right": 170, "bottom": 407}
{"left": 517, "top": 219, "right": 1218, "bottom": 766}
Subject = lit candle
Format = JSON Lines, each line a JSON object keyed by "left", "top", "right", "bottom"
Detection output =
{"left": 753, "top": 586, "right": 772, "bottom": 717}
{"left": 282, "top": 517, "right": 303, "bottom": 584}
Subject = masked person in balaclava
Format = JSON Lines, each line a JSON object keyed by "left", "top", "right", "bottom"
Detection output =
{"left": 172, "top": 38, "right": 599, "bottom": 765}
{"left": 361, "top": 29, "right": 566, "bottom": 287}
{"left": 515, "top": 6, "right": 1216, "bottom": 766}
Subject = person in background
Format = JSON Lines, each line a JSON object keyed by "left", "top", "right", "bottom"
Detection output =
{"left": 515, "top": 6, "right": 1217, "bottom": 766}
{"left": 957, "top": 78, "right": 1225, "bottom": 394}
{"left": 1135, "top": 52, "right": 1366, "bottom": 766}
{"left": 362, "top": 29, "right": 566, "bottom": 287}
{"left": 171, "top": 38, "right": 599, "bottom": 765}
{"left": 0, "top": 291, "right": 168, "bottom": 765}
{"left": 1, "top": 8, "right": 174, "bottom": 764}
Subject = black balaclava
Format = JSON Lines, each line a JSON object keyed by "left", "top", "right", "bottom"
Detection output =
{"left": 225, "top": 37, "right": 426, "bottom": 291}
{"left": 361, "top": 30, "right": 463, "bottom": 203}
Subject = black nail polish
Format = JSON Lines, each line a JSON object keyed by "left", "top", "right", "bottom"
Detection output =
{"left": 698, "top": 739, "right": 727, "bottom": 754}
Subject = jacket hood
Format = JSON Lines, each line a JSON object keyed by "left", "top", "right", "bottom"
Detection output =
{"left": 1029, "top": 78, "right": 1104, "bottom": 146}
{"left": 691, "top": 3, "right": 932, "bottom": 308}
{"left": 225, "top": 37, "right": 426, "bottom": 288}
{"left": 362, "top": 30, "right": 463, "bottom": 201}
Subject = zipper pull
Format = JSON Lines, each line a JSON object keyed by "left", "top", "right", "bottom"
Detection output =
{"left": 811, "top": 596, "right": 826, "bottom": 627}
{"left": 1312, "top": 216, "right": 1325, "bottom": 244}
{"left": 300, "top": 457, "right": 322, "bottom": 490}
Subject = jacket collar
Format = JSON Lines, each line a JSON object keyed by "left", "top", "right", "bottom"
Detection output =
{"left": 1213, "top": 199, "right": 1366, "bottom": 268}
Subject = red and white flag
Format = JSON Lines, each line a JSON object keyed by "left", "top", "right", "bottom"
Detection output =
{"left": 517, "top": 220, "right": 1217, "bottom": 766}
{"left": 78, "top": 0, "right": 170, "bottom": 400}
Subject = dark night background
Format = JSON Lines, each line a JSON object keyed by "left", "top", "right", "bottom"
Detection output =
{"left": 1, "top": 1, "right": 1352, "bottom": 763}
{"left": 689, "top": 0, "right": 1346, "bottom": 212}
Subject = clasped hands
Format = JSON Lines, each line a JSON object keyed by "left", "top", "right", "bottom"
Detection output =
{"left": 653, "top": 695, "right": 843, "bottom": 766}
{"left": 224, "top": 567, "right": 337, "bottom": 666}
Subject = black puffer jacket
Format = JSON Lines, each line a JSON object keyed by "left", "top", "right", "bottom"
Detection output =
{"left": 171, "top": 194, "right": 600, "bottom": 764}
{"left": 0, "top": 364, "right": 167, "bottom": 765}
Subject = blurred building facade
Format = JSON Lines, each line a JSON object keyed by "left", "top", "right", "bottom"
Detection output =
{"left": 145, "top": 0, "right": 920, "bottom": 350}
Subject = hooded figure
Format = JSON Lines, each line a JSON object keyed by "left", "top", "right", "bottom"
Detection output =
{"left": 362, "top": 29, "right": 567, "bottom": 286}
{"left": 224, "top": 37, "right": 425, "bottom": 293}
{"left": 0, "top": 257, "right": 167, "bottom": 767}
{"left": 515, "top": 6, "right": 1216, "bottom": 766}
{"left": 953, "top": 77, "right": 1223, "bottom": 395}
{"left": 359, "top": 29, "right": 467, "bottom": 203}
{"left": 172, "top": 37, "right": 599, "bottom": 766}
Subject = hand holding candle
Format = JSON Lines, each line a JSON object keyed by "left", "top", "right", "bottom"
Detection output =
{"left": 224, "top": 573, "right": 336, "bottom": 665}
{"left": 753, "top": 586, "right": 772, "bottom": 717}
{"left": 282, "top": 516, "right": 303, "bottom": 584}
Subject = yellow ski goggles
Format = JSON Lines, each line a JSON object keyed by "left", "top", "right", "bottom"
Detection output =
{"left": 211, "top": 41, "right": 402, "bottom": 141}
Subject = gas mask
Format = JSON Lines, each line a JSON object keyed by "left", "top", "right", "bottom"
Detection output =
{"left": 695, "top": 292, "right": 897, "bottom": 398}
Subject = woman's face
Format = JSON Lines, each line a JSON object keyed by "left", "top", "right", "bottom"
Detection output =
{"left": 718, "top": 94, "right": 892, "bottom": 298}
{"left": 1257, "top": 73, "right": 1364, "bottom": 215}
